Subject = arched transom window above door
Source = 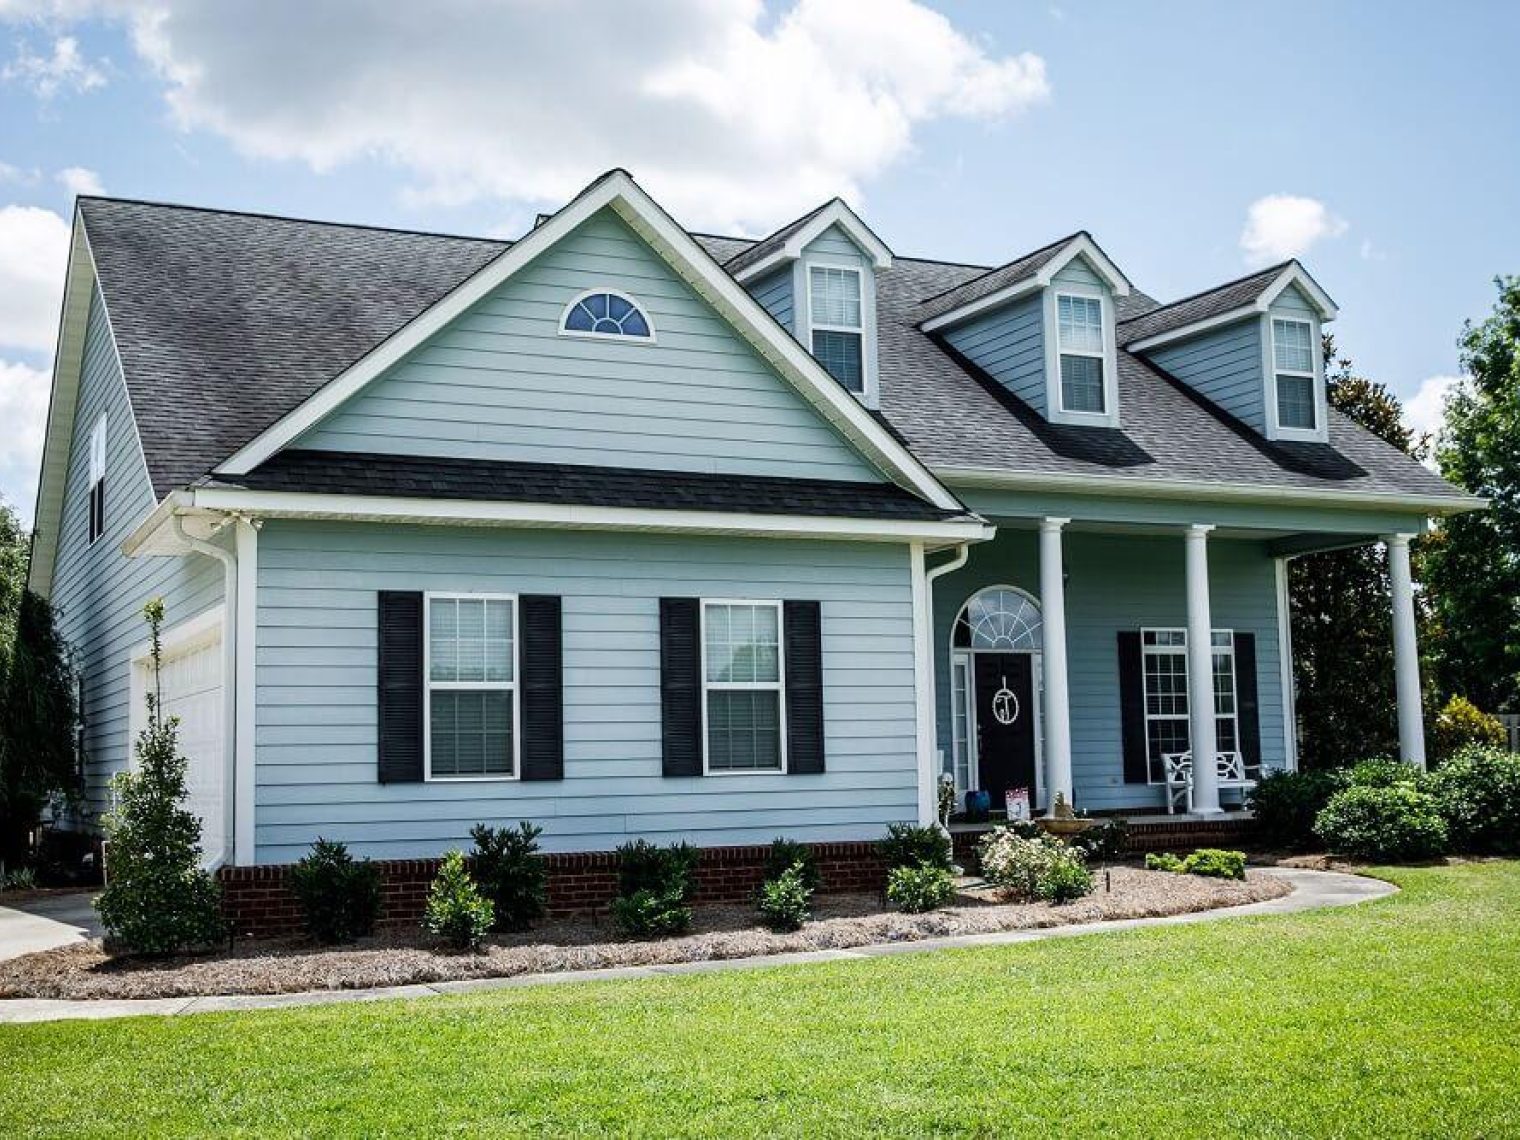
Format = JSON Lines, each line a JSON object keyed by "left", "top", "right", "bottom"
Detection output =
{"left": 953, "top": 587, "right": 1043, "bottom": 652}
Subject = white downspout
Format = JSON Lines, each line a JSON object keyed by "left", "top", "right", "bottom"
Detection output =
{"left": 918, "top": 543, "right": 970, "bottom": 825}
{"left": 171, "top": 513, "right": 237, "bottom": 870}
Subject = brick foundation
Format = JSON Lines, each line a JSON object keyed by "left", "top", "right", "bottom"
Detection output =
{"left": 218, "top": 840, "right": 889, "bottom": 941}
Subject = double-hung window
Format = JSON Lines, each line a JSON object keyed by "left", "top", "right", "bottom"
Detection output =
{"left": 1056, "top": 293, "right": 1107, "bottom": 414}
{"left": 702, "top": 600, "right": 785, "bottom": 772}
{"left": 1272, "top": 318, "right": 1317, "bottom": 430}
{"left": 809, "top": 266, "right": 865, "bottom": 393}
{"left": 426, "top": 594, "right": 517, "bottom": 779}
{"left": 1140, "top": 628, "right": 1238, "bottom": 783}
{"left": 86, "top": 414, "right": 107, "bottom": 544}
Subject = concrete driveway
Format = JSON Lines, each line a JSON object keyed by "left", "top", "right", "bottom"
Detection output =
{"left": 0, "top": 893, "right": 102, "bottom": 961}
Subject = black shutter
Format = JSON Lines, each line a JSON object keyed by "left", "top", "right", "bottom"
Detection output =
{"left": 378, "top": 591, "right": 424, "bottom": 783}
{"left": 660, "top": 598, "right": 702, "bottom": 777}
{"left": 520, "top": 595, "right": 564, "bottom": 781}
{"left": 1233, "top": 632, "right": 1261, "bottom": 772}
{"left": 783, "top": 600, "right": 825, "bottom": 774}
{"left": 1117, "top": 631, "right": 1149, "bottom": 784}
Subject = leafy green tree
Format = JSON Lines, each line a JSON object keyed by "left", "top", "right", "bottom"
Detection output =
{"left": 1423, "top": 276, "right": 1520, "bottom": 713}
{"left": 0, "top": 499, "right": 79, "bottom": 868}
{"left": 1287, "top": 338, "right": 1424, "bottom": 768}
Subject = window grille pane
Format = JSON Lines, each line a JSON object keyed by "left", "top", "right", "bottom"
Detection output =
{"left": 706, "top": 690, "right": 782, "bottom": 771}
{"left": 1060, "top": 354, "right": 1106, "bottom": 413}
{"left": 809, "top": 266, "right": 861, "bottom": 327}
{"left": 812, "top": 329, "right": 864, "bottom": 391}
{"left": 429, "top": 690, "right": 513, "bottom": 777}
{"left": 1277, "top": 373, "right": 1316, "bottom": 429}
{"left": 705, "top": 603, "right": 780, "bottom": 683}
{"left": 1058, "top": 294, "right": 1104, "bottom": 353}
{"left": 431, "top": 598, "right": 513, "bottom": 683}
{"left": 1273, "top": 319, "right": 1314, "bottom": 372}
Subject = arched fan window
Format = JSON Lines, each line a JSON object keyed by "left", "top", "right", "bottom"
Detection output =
{"left": 560, "top": 290, "right": 654, "bottom": 340}
{"left": 953, "top": 587, "right": 1043, "bottom": 652}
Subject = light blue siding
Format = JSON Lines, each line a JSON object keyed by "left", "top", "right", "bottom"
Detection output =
{"left": 803, "top": 224, "right": 869, "bottom": 263}
{"left": 1271, "top": 283, "right": 1318, "bottom": 317}
{"left": 252, "top": 521, "right": 919, "bottom": 863}
{"left": 932, "top": 529, "right": 1285, "bottom": 812}
{"left": 943, "top": 294, "right": 1047, "bottom": 415}
{"left": 1147, "top": 318, "right": 1267, "bottom": 432}
{"left": 50, "top": 286, "right": 225, "bottom": 815}
{"left": 1051, "top": 256, "right": 1106, "bottom": 290}
{"left": 748, "top": 265, "right": 794, "bottom": 334}
{"left": 296, "top": 208, "right": 879, "bottom": 483}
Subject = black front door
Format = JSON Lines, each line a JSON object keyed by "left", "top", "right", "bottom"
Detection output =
{"left": 975, "top": 653, "right": 1037, "bottom": 809}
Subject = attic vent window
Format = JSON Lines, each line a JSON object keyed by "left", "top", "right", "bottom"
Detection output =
{"left": 560, "top": 290, "right": 654, "bottom": 341}
{"left": 1056, "top": 293, "right": 1106, "bottom": 414}
{"left": 1272, "top": 318, "right": 1317, "bottom": 430}
{"left": 808, "top": 266, "right": 864, "bottom": 393}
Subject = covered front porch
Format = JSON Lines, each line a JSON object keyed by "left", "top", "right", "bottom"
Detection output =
{"left": 926, "top": 486, "right": 1430, "bottom": 822}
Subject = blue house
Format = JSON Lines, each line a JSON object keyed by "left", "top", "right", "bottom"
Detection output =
{"left": 30, "top": 170, "right": 1476, "bottom": 872}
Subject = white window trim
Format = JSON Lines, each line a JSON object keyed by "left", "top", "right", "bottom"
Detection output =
{"left": 1262, "top": 313, "right": 1328, "bottom": 443}
{"left": 797, "top": 256, "right": 879, "bottom": 410}
{"left": 557, "top": 287, "right": 658, "bottom": 345}
{"left": 1043, "top": 283, "right": 1121, "bottom": 427}
{"left": 1140, "top": 626, "right": 1239, "bottom": 786}
{"left": 699, "top": 598, "right": 788, "bottom": 776}
{"left": 423, "top": 592, "right": 521, "bottom": 782}
{"left": 87, "top": 413, "right": 107, "bottom": 545}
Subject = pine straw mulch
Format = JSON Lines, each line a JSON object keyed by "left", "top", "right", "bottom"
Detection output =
{"left": 0, "top": 866, "right": 1290, "bottom": 1001}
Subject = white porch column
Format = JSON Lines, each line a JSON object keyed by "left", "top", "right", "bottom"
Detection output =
{"left": 1185, "top": 524, "right": 1222, "bottom": 814}
{"left": 1039, "top": 518, "right": 1074, "bottom": 812}
{"left": 1386, "top": 533, "right": 1428, "bottom": 770}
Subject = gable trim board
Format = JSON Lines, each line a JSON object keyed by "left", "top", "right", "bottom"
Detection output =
{"left": 729, "top": 199, "right": 893, "bottom": 284}
{"left": 216, "top": 170, "right": 961, "bottom": 516}
{"left": 1123, "top": 263, "right": 1338, "bottom": 353}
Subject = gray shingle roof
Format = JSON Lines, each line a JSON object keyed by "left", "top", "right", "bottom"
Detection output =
{"left": 1116, "top": 263, "right": 1288, "bottom": 346}
{"left": 911, "top": 233, "right": 1077, "bottom": 325}
{"left": 77, "top": 196, "right": 1465, "bottom": 510}
{"left": 720, "top": 201, "right": 833, "bottom": 276}
{"left": 206, "top": 450, "right": 962, "bottom": 521}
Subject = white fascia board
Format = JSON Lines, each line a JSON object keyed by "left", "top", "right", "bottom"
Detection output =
{"left": 1125, "top": 264, "right": 1340, "bottom": 354}
{"left": 1038, "top": 235, "right": 1132, "bottom": 297}
{"left": 935, "top": 465, "right": 1486, "bottom": 516}
{"left": 920, "top": 276, "right": 1043, "bottom": 334}
{"left": 1260, "top": 261, "right": 1339, "bottom": 320}
{"left": 1122, "top": 305, "right": 1261, "bottom": 352}
{"left": 216, "top": 171, "right": 958, "bottom": 513}
{"left": 733, "top": 199, "right": 894, "bottom": 284}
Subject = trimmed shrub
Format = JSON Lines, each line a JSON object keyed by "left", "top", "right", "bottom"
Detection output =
{"left": 1426, "top": 745, "right": 1520, "bottom": 854}
{"left": 422, "top": 850, "right": 495, "bottom": 951}
{"left": 470, "top": 822, "right": 547, "bottom": 932}
{"left": 95, "top": 600, "right": 225, "bottom": 956}
{"left": 289, "top": 839, "right": 381, "bottom": 944}
{"left": 1347, "top": 757, "right": 1422, "bottom": 789}
{"left": 1181, "top": 848, "right": 1247, "bottom": 880}
{"left": 1429, "top": 696, "right": 1507, "bottom": 763}
{"left": 611, "top": 839, "right": 698, "bottom": 938}
{"left": 978, "top": 828, "right": 1093, "bottom": 903}
{"left": 1145, "top": 852, "right": 1185, "bottom": 873}
{"left": 1, "top": 866, "right": 37, "bottom": 891}
{"left": 757, "top": 863, "right": 813, "bottom": 932}
{"left": 1069, "top": 817, "right": 1129, "bottom": 863}
{"left": 1248, "top": 768, "right": 1348, "bottom": 850}
{"left": 764, "top": 837, "right": 822, "bottom": 894}
{"left": 610, "top": 889, "right": 692, "bottom": 938}
{"left": 877, "top": 822, "right": 952, "bottom": 871}
{"left": 1314, "top": 785, "right": 1448, "bottom": 861}
{"left": 886, "top": 864, "right": 956, "bottom": 913}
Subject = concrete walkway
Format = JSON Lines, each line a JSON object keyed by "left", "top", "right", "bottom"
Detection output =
{"left": 0, "top": 892, "right": 102, "bottom": 962}
{"left": 0, "top": 868, "right": 1393, "bottom": 1025}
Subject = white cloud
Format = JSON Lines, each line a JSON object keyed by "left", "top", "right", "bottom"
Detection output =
{"left": 1403, "top": 374, "right": 1461, "bottom": 441}
{"left": 0, "top": 203, "right": 70, "bottom": 351}
{"left": 0, "top": 161, "right": 40, "bottom": 185}
{"left": 55, "top": 164, "right": 102, "bottom": 196}
{"left": 1240, "top": 194, "right": 1348, "bottom": 267}
{"left": 0, "top": 358, "right": 49, "bottom": 523}
{"left": 4, "top": 0, "right": 1048, "bottom": 231}
{"left": 2, "top": 34, "right": 106, "bottom": 99}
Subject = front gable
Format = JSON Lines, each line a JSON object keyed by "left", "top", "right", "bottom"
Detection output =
{"left": 292, "top": 208, "right": 882, "bottom": 484}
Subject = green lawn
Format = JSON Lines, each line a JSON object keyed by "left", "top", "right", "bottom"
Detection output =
{"left": 4, "top": 862, "right": 1519, "bottom": 1138}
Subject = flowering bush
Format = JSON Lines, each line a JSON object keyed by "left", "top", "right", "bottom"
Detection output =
{"left": 978, "top": 828, "right": 1093, "bottom": 903}
{"left": 886, "top": 864, "right": 956, "bottom": 913}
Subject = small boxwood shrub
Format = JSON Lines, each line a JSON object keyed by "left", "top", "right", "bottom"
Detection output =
{"left": 611, "top": 839, "right": 699, "bottom": 938}
{"left": 886, "top": 864, "right": 956, "bottom": 913}
{"left": 978, "top": 828, "right": 1093, "bottom": 903}
{"left": 1248, "top": 768, "right": 1348, "bottom": 851}
{"left": 422, "top": 850, "right": 495, "bottom": 951}
{"left": 764, "top": 837, "right": 822, "bottom": 894}
{"left": 289, "top": 838, "right": 381, "bottom": 944}
{"left": 470, "top": 822, "right": 547, "bottom": 932}
{"left": 1314, "top": 784, "right": 1448, "bottom": 861}
{"left": 1145, "top": 852, "right": 1185, "bottom": 873}
{"left": 1180, "top": 848, "right": 1247, "bottom": 880}
{"left": 1429, "top": 696, "right": 1507, "bottom": 763}
{"left": 1426, "top": 745, "right": 1520, "bottom": 854}
{"left": 877, "top": 822, "right": 952, "bottom": 871}
{"left": 1347, "top": 757, "right": 1422, "bottom": 789}
{"left": 757, "top": 863, "right": 813, "bottom": 932}
{"left": 610, "top": 889, "right": 692, "bottom": 938}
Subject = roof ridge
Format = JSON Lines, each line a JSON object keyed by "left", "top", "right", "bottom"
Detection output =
{"left": 913, "top": 231, "right": 1085, "bottom": 306}
{"left": 76, "top": 194, "right": 510, "bottom": 247}
{"left": 1117, "top": 259, "right": 1292, "bottom": 326}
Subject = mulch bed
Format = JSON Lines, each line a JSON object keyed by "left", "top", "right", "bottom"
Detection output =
{"left": 0, "top": 867, "right": 1290, "bottom": 1001}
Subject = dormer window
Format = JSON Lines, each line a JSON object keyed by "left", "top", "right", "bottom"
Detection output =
{"left": 1057, "top": 294, "right": 1107, "bottom": 414}
{"left": 560, "top": 289, "right": 654, "bottom": 341}
{"left": 808, "top": 266, "right": 864, "bottom": 393}
{"left": 1272, "top": 318, "right": 1317, "bottom": 430}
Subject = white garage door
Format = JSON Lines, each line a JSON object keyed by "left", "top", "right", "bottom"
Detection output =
{"left": 131, "top": 612, "right": 226, "bottom": 867}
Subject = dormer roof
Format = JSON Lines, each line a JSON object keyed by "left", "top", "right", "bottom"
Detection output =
{"left": 1120, "top": 260, "right": 1338, "bottom": 350}
{"left": 724, "top": 198, "right": 892, "bottom": 282}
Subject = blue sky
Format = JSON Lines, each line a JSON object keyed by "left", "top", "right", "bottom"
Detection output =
{"left": 1, "top": 0, "right": 1516, "bottom": 522}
